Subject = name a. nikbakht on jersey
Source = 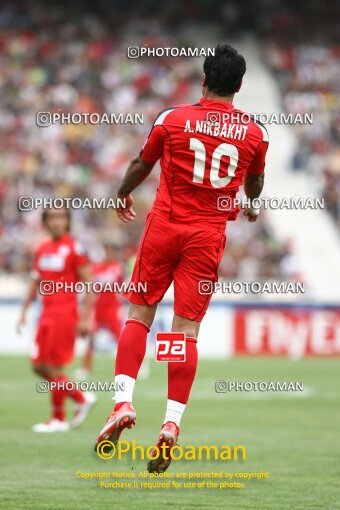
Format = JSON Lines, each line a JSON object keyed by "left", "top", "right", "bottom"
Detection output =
{"left": 184, "top": 120, "right": 248, "bottom": 140}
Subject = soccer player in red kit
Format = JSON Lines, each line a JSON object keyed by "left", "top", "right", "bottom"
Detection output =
{"left": 77, "top": 243, "right": 124, "bottom": 379}
{"left": 95, "top": 44, "right": 269, "bottom": 471}
{"left": 17, "top": 207, "right": 96, "bottom": 432}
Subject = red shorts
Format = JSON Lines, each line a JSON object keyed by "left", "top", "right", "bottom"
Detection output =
{"left": 31, "top": 312, "right": 78, "bottom": 366}
{"left": 124, "top": 213, "right": 226, "bottom": 321}
{"left": 94, "top": 306, "right": 122, "bottom": 339}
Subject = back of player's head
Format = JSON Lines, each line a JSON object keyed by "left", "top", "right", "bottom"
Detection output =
{"left": 203, "top": 44, "right": 246, "bottom": 96}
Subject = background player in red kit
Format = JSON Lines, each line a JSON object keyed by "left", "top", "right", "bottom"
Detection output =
{"left": 17, "top": 207, "right": 96, "bottom": 432}
{"left": 96, "top": 44, "right": 269, "bottom": 471}
{"left": 76, "top": 242, "right": 124, "bottom": 380}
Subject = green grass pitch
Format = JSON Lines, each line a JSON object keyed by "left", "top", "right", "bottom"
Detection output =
{"left": 1, "top": 355, "right": 339, "bottom": 510}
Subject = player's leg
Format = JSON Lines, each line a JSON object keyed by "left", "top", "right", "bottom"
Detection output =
{"left": 166, "top": 313, "right": 200, "bottom": 425}
{"left": 33, "top": 360, "right": 95, "bottom": 431}
{"left": 32, "top": 316, "right": 96, "bottom": 432}
{"left": 32, "top": 362, "right": 70, "bottom": 432}
{"left": 147, "top": 314, "right": 200, "bottom": 473}
{"left": 114, "top": 302, "right": 157, "bottom": 399}
{"left": 51, "top": 347, "right": 97, "bottom": 430}
{"left": 95, "top": 302, "right": 157, "bottom": 447}
{"left": 31, "top": 320, "right": 69, "bottom": 432}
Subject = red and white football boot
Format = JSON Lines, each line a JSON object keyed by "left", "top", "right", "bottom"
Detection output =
{"left": 147, "top": 421, "right": 179, "bottom": 473}
{"left": 95, "top": 402, "right": 136, "bottom": 451}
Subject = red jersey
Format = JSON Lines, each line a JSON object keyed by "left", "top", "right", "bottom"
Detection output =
{"left": 92, "top": 260, "right": 124, "bottom": 310}
{"left": 33, "top": 233, "right": 89, "bottom": 314}
{"left": 140, "top": 97, "right": 269, "bottom": 229}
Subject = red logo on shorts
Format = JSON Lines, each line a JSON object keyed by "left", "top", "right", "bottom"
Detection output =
{"left": 155, "top": 332, "right": 186, "bottom": 362}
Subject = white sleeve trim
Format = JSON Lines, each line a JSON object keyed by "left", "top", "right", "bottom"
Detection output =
{"left": 256, "top": 122, "right": 269, "bottom": 142}
{"left": 154, "top": 108, "right": 176, "bottom": 126}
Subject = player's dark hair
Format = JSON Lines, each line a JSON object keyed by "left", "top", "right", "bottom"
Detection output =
{"left": 203, "top": 44, "right": 246, "bottom": 96}
{"left": 42, "top": 205, "right": 71, "bottom": 231}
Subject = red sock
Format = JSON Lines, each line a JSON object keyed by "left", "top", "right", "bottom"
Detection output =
{"left": 49, "top": 375, "right": 67, "bottom": 421}
{"left": 56, "top": 374, "right": 86, "bottom": 404}
{"left": 115, "top": 319, "right": 150, "bottom": 378}
{"left": 168, "top": 337, "right": 198, "bottom": 404}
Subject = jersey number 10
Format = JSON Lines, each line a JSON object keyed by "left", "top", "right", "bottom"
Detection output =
{"left": 190, "top": 138, "right": 239, "bottom": 188}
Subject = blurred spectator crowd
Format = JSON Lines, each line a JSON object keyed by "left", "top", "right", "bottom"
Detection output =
{"left": 0, "top": 0, "right": 328, "bottom": 282}
{"left": 262, "top": 0, "right": 340, "bottom": 231}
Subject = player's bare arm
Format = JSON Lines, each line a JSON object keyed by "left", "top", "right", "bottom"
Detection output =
{"left": 244, "top": 172, "right": 265, "bottom": 222}
{"left": 77, "top": 264, "right": 94, "bottom": 336}
{"left": 116, "top": 156, "right": 155, "bottom": 223}
{"left": 16, "top": 278, "right": 39, "bottom": 334}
